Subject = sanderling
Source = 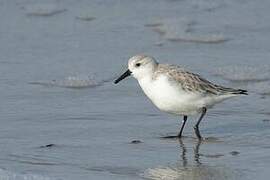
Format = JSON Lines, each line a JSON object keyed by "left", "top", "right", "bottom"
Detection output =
{"left": 114, "top": 55, "right": 248, "bottom": 139}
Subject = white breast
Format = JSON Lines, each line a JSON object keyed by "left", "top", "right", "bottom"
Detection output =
{"left": 138, "top": 75, "right": 202, "bottom": 115}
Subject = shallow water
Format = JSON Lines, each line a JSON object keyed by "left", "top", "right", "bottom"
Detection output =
{"left": 0, "top": 0, "right": 270, "bottom": 179}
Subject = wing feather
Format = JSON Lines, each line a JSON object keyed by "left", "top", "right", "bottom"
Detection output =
{"left": 154, "top": 64, "right": 247, "bottom": 95}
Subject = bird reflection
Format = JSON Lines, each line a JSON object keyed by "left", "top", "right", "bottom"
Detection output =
{"left": 143, "top": 139, "right": 231, "bottom": 180}
{"left": 178, "top": 139, "right": 188, "bottom": 167}
{"left": 178, "top": 139, "right": 202, "bottom": 166}
{"left": 193, "top": 140, "right": 202, "bottom": 166}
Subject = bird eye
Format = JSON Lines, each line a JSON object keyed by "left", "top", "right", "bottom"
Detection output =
{"left": 135, "top": 63, "right": 141, "bottom": 67}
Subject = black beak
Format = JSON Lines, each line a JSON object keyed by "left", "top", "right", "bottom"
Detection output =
{"left": 114, "top": 69, "right": 131, "bottom": 84}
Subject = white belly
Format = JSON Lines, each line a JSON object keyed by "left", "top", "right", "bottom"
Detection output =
{"left": 138, "top": 75, "right": 202, "bottom": 115}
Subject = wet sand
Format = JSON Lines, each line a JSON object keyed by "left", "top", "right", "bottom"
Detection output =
{"left": 0, "top": 0, "right": 270, "bottom": 179}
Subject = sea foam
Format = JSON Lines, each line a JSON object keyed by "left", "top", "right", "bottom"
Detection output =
{"left": 0, "top": 168, "right": 55, "bottom": 180}
{"left": 213, "top": 65, "right": 270, "bottom": 82}
{"left": 146, "top": 18, "right": 228, "bottom": 44}
{"left": 23, "top": 4, "right": 66, "bottom": 17}
{"left": 143, "top": 165, "right": 235, "bottom": 180}
{"left": 29, "top": 74, "right": 114, "bottom": 89}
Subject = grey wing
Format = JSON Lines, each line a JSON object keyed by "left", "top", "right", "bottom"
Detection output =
{"left": 165, "top": 65, "right": 247, "bottom": 95}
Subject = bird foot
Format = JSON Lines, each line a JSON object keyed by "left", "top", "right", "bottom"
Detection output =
{"left": 161, "top": 135, "right": 185, "bottom": 139}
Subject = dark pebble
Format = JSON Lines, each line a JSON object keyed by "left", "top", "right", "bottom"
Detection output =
{"left": 40, "top": 144, "right": 55, "bottom": 148}
{"left": 230, "top": 151, "right": 240, "bottom": 156}
{"left": 130, "top": 140, "right": 142, "bottom": 144}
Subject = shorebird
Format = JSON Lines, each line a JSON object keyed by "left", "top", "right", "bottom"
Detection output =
{"left": 114, "top": 55, "right": 247, "bottom": 139}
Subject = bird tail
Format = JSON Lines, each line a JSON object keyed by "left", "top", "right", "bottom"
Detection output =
{"left": 217, "top": 86, "right": 248, "bottom": 96}
{"left": 230, "top": 89, "right": 248, "bottom": 95}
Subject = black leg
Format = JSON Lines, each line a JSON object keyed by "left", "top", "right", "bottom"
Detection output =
{"left": 178, "top": 115, "right": 187, "bottom": 138}
{"left": 193, "top": 107, "right": 207, "bottom": 139}
{"left": 162, "top": 115, "right": 188, "bottom": 139}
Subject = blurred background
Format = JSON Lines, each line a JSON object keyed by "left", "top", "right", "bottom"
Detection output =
{"left": 0, "top": 0, "right": 270, "bottom": 179}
